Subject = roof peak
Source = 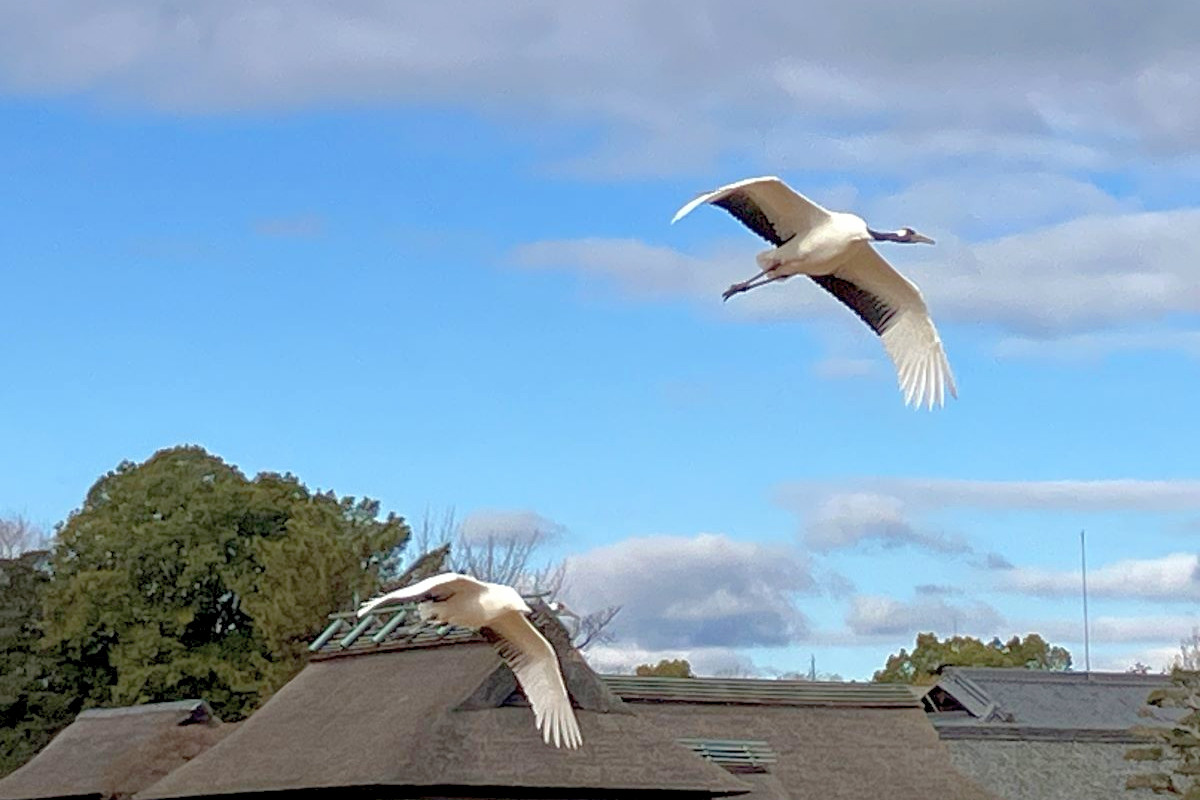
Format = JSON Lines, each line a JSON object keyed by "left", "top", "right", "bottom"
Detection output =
{"left": 78, "top": 699, "right": 215, "bottom": 723}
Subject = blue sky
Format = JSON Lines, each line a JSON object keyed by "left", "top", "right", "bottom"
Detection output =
{"left": 3, "top": 2, "right": 1200, "bottom": 679}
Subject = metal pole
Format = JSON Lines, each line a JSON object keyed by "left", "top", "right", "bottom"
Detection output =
{"left": 1081, "top": 530, "right": 1090, "bottom": 673}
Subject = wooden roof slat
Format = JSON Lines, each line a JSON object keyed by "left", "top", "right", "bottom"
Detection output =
{"left": 602, "top": 675, "right": 919, "bottom": 708}
{"left": 677, "top": 738, "right": 778, "bottom": 773}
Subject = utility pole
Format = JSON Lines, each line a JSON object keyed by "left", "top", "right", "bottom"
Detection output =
{"left": 1081, "top": 529, "right": 1091, "bottom": 673}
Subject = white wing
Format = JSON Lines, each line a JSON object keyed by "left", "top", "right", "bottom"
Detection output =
{"left": 671, "top": 176, "right": 832, "bottom": 246}
{"left": 487, "top": 611, "right": 582, "bottom": 750}
{"left": 356, "top": 572, "right": 484, "bottom": 618}
{"left": 818, "top": 245, "right": 957, "bottom": 409}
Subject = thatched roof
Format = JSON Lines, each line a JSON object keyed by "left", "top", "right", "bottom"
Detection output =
{"left": 925, "top": 667, "right": 1173, "bottom": 736}
{"left": 612, "top": 676, "right": 1001, "bottom": 800}
{"left": 940, "top": 739, "right": 1143, "bottom": 800}
{"left": 139, "top": 603, "right": 749, "bottom": 799}
{"left": 0, "top": 700, "right": 230, "bottom": 800}
{"left": 923, "top": 668, "right": 1175, "bottom": 800}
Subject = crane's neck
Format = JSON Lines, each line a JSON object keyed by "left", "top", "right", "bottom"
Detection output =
{"left": 868, "top": 228, "right": 907, "bottom": 242}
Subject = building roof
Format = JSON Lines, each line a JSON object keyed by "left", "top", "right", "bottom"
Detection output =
{"left": 139, "top": 602, "right": 750, "bottom": 799}
{"left": 924, "top": 667, "right": 1173, "bottom": 739}
{"left": 941, "top": 739, "right": 1145, "bottom": 800}
{"left": 0, "top": 700, "right": 230, "bottom": 800}
{"left": 923, "top": 669, "right": 1178, "bottom": 800}
{"left": 614, "top": 676, "right": 1001, "bottom": 800}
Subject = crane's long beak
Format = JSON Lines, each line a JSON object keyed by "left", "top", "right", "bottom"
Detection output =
{"left": 912, "top": 232, "right": 935, "bottom": 245}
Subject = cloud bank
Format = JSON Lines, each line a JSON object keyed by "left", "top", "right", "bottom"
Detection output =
{"left": 3, "top": 2, "right": 1199, "bottom": 174}
{"left": 563, "top": 532, "right": 813, "bottom": 649}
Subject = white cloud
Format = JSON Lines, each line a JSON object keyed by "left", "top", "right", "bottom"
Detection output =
{"left": 582, "top": 642, "right": 757, "bottom": 677}
{"left": 778, "top": 478, "right": 1200, "bottom": 514}
{"left": 1091, "top": 646, "right": 1182, "bottom": 673}
{"left": 777, "top": 478, "right": 1200, "bottom": 566}
{"left": 805, "top": 492, "right": 970, "bottom": 555}
{"left": 978, "top": 552, "right": 1016, "bottom": 571}
{"left": 1029, "top": 615, "right": 1200, "bottom": 645}
{"left": 916, "top": 209, "right": 1200, "bottom": 334}
{"left": 562, "top": 532, "right": 813, "bottom": 649}
{"left": 914, "top": 584, "right": 964, "bottom": 596}
{"left": 995, "top": 330, "right": 1200, "bottom": 361}
{"left": 514, "top": 238, "right": 736, "bottom": 305}
{"left": 864, "top": 172, "right": 1128, "bottom": 238}
{"left": 2, "top": 2, "right": 1199, "bottom": 174}
{"left": 998, "top": 552, "right": 1200, "bottom": 602}
{"left": 459, "top": 508, "right": 565, "bottom": 544}
{"left": 844, "top": 594, "right": 1006, "bottom": 638}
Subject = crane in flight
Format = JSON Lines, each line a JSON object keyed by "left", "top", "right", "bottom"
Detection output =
{"left": 673, "top": 176, "right": 956, "bottom": 409}
{"left": 358, "top": 572, "right": 582, "bottom": 749}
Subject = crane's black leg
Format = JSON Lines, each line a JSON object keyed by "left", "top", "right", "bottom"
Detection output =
{"left": 723, "top": 266, "right": 785, "bottom": 301}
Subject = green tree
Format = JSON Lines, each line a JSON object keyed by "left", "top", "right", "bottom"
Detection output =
{"left": 874, "top": 632, "right": 1072, "bottom": 685}
{"left": 635, "top": 658, "right": 694, "bottom": 678}
{"left": 42, "top": 446, "right": 408, "bottom": 720}
{"left": 1126, "top": 669, "right": 1200, "bottom": 797}
{"left": 0, "top": 550, "right": 78, "bottom": 777}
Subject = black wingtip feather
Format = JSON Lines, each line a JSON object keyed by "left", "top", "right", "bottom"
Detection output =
{"left": 809, "top": 274, "right": 898, "bottom": 335}
{"left": 713, "top": 192, "right": 786, "bottom": 246}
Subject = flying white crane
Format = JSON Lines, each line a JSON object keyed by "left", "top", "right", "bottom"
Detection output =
{"left": 357, "top": 572, "right": 582, "bottom": 749}
{"left": 672, "top": 176, "right": 956, "bottom": 409}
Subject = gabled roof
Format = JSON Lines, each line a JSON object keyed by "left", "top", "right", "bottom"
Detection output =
{"left": 924, "top": 669, "right": 1178, "bottom": 800}
{"left": 0, "top": 700, "right": 229, "bottom": 800}
{"left": 925, "top": 668, "right": 1174, "bottom": 739}
{"left": 614, "top": 676, "right": 1001, "bottom": 800}
{"left": 139, "top": 602, "right": 749, "bottom": 799}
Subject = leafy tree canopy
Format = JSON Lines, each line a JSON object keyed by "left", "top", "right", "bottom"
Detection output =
{"left": 42, "top": 445, "right": 409, "bottom": 720}
{"left": 0, "top": 550, "right": 77, "bottom": 777}
{"left": 635, "top": 658, "right": 694, "bottom": 678}
{"left": 873, "top": 632, "right": 1072, "bottom": 685}
{"left": 1126, "top": 668, "right": 1200, "bottom": 798}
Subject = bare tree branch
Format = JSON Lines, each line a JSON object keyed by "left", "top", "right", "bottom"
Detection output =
{"left": 572, "top": 604, "right": 621, "bottom": 650}
{"left": 0, "top": 515, "right": 46, "bottom": 559}
{"left": 394, "top": 506, "right": 619, "bottom": 650}
{"left": 1173, "top": 628, "right": 1200, "bottom": 671}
